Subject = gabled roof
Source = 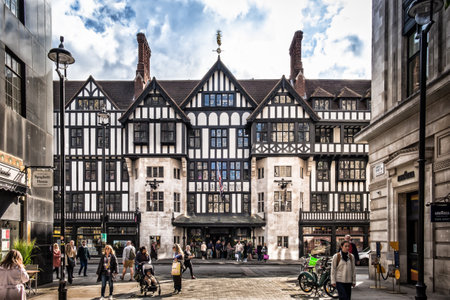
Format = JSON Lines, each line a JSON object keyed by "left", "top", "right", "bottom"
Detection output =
{"left": 310, "top": 87, "right": 334, "bottom": 98}
{"left": 363, "top": 88, "right": 371, "bottom": 99}
{"left": 247, "top": 76, "right": 320, "bottom": 122}
{"left": 119, "top": 78, "right": 190, "bottom": 124}
{"left": 239, "top": 79, "right": 279, "bottom": 104}
{"left": 304, "top": 79, "right": 370, "bottom": 99}
{"left": 337, "top": 86, "right": 362, "bottom": 98}
{"left": 53, "top": 78, "right": 134, "bottom": 110}
{"left": 158, "top": 80, "right": 199, "bottom": 105}
{"left": 179, "top": 57, "right": 258, "bottom": 108}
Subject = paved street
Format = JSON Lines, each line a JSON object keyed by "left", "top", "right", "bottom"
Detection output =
{"left": 29, "top": 261, "right": 449, "bottom": 299}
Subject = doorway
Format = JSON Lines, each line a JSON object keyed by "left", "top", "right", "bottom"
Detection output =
{"left": 407, "top": 192, "right": 419, "bottom": 283}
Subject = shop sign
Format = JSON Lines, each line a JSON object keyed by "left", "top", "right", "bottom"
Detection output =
{"left": 1, "top": 229, "right": 11, "bottom": 252}
{"left": 32, "top": 170, "right": 53, "bottom": 188}
{"left": 397, "top": 170, "right": 415, "bottom": 182}
{"left": 0, "top": 162, "right": 26, "bottom": 193}
{"left": 431, "top": 203, "right": 450, "bottom": 222}
{"left": 375, "top": 163, "right": 384, "bottom": 177}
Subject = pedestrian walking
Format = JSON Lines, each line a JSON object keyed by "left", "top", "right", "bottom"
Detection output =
{"left": 344, "top": 235, "right": 360, "bottom": 265}
{"left": 171, "top": 244, "right": 184, "bottom": 294}
{"left": 77, "top": 240, "right": 90, "bottom": 276}
{"left": 257, "top": 243, "right": 262, "bottom": 261}
{"left": 206, "top": 240, "right": 214, "bottom": 259}
{"left": 182, "top": 245, "right": 196, "bottom": 279}
{"left": 65, "top": 243, "right": 76, "bottom": 284}
{"left": 262, "top": 243, "right": 268, "bottom": 262}
{"left": 96, "top": 244, "right": 118, "bottom": 300}
{"left": 247, "top": 242, "right": 253, "bottom": 261}
{"left": 150, "top": 241, "right": 158, "bottom": 261}
{"left": 70, "top": 240, "right": 77, "bottom": 265}
{"left": 226, "top": 242, "right": 233, "bottom": 260}
{"left": 221, "top": 240, "right": 226, "bottom": 259}
{"left": 331, "top": 240, "right": 356, "bottom": 300}
{"left": 200, "top": 242, "right": 207, "bottom": 260}
{"left": 235, "top": 240, "right": 243, "bottom": 262}
{"left": 53, "top": 243, "right": 61, "bottom": 279}
{"left": 0, "top": 249, "right": 29, "bottom": 300}
{"left": 215, "top": 240, "right": 222, "bottom": 259}
{"left": 121, "top": 241, "right": 136, "bottom": 281}
{"left": 135, "top": 246, "right": 150, "bottom": 266}
{"left": 243, "top": 241, "right": 248, "bottom": 262}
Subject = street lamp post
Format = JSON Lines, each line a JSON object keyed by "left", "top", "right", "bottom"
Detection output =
{"left": 48, "top": 36, "right": 75, "bottom": 300}
{"left": 97, "top": 108, "right": 110, "bottom": 243}
{"left": 406, "top": 1, "right": 443, "bottom": 299}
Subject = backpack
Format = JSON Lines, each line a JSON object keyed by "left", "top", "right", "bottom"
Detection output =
{"left": 128, "top": 247, "right": 136, "bottom": 260}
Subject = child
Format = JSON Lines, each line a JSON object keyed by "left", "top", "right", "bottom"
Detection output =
{"left": 143, "top": 264, "right": 157, "bottom": 286}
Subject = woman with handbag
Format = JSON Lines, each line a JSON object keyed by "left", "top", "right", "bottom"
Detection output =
{"left": 96, "top": 245, "right": 118, "bottom": 300}
{"left": 171, "top": 244, "right": 184, "bottom": 294}
{"left": 262, "top": 243, "right": 269, "bottom": 262}
{"left": 53, "top": 243, "right": 61, "bottom": 279}
{"left": 65, "top": 243, "right": 76, "bottom": 284}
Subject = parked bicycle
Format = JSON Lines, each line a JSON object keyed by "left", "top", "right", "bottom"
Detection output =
{"left": 298, "top": 256, "right": 338, "bottom": 298}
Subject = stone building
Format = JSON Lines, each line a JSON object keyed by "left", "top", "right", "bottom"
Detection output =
{"left": 356, "top": 0, "right": 450, "bottom": 294}
{"left": 0, "top": 0, "right": 54, "bottom": 283}
{"left": 54, "top": 31, "right": 371, "bottom": 259}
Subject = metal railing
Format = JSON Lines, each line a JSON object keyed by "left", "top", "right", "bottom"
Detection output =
{"left": 54, "top": 211, "right": 135, "bottom": 222}
{"left": 300, "top": 210, "right": 369, "bottom": 222}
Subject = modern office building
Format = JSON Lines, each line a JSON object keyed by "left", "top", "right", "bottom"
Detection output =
{"left": 356, "top": 0, "right": 449, "bottom": 294}
{"left": 0, "top": 0, "right": 54, "bottom": 284}
{"left": 55, "top": 31, "right": 371, "bottom": 259}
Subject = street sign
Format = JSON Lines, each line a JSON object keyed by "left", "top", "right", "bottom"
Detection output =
{"left": 390, "top": 241, "right": 399, "bottom": 251}
{"left": 32, "top": 170, "right": 53, "bottom": 188}
{"left": 101, "top": 233, "right": 107, "bottom": 243}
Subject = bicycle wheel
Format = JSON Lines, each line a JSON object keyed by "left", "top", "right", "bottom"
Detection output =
{"left": 324, "top": 279, "right": 338, "bottom": 298}
{"left": 298, "top": 274, "right": 314, "bottom": 293}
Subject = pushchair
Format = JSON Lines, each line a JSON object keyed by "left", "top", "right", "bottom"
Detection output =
{"left": 134, "top": 261, "right": 161, "bottom": 296}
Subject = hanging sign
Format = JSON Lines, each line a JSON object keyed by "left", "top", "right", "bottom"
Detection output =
{"left": 430, "top": 203, "right": 450, "bottom": 222}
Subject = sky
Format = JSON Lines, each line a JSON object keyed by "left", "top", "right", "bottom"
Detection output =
{"left": 52, "top": 0, "right": 372, "bottom": 81}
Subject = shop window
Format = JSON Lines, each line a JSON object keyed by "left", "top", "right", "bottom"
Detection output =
{"left": 303, "top": 236, "right": 331, "bottom": 256}
{"left": 339, "top": 194, "right": 362, "bottom": 212}
{"left": 188, "top": 129, "right": 201, "bottom": 148}
{"left": 70, "top": 128, "right": 83, "bottom": 148}
{"left": 147, "top": 191, "right": 164, "bottom": 212}
{"left": 274, "top": 166, "right": 291, "bottom": 177}
{"left": 316, "top": 160, "right": 329, "bottom": 181}
{"left": 96, "top": 127, "right": 110, "bottom": 148}
{"left": 255, "top": 123, "right": 268, "bottom": 142}
{"left": 274, "top": 191, "right": 292, "bottom": 212}
{"left": 277, "top": 236, "right": 289, "bottom": 248}
{"left": 161, "top": 122, "right": 176, "bottom": 144}
{"left": 338, "top": 160, "right": 366, "bottom": 180}
{"left": 173, "top": 192, "right": 180, "bottom": 213}
{"left": 4, "top": 50, "right": 24, "bottom": 115}
{"left": 150, "top": 236, "right": 161, "bottom": 249}
{"left": 311, "top": 194, "right": 328, "bottom": 212}
{"left": 258, "top": 193, "right": 264, "bottom": 213}
{"left": 271, "top": 123, "right": 295, "bottom": 143}
{"left": 134, "top": 122, "right": 148, "bottom": 145}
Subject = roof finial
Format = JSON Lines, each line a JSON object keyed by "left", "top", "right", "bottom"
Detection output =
{"left": 213, "top": 30, "right": 223, "bottom": 56}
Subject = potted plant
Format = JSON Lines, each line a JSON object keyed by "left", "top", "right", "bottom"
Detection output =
{"left": 13, "top": 239, "right": 38, "bottom": 265}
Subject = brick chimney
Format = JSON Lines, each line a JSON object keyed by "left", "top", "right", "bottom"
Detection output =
{"left": 289, "top": 30, "right": 306, "bottom": 98}
{"left": 134, "top": 33, "right": 151, "bottom": 99}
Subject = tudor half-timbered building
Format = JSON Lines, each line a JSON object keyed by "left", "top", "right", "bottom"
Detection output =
{"left": 54, "top": 31, "right": 371, "bottom": 259}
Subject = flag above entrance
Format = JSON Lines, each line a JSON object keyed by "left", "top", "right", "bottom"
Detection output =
{"left": 172, "top": 214, "right": 265, "bottom": 227}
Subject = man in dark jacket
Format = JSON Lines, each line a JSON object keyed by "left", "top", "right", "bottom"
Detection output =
{"left": 344, "top": 235, "right": 360, "bottom": 265}
{"left": 77, "top": 240, "right": 91, "bottom": 276}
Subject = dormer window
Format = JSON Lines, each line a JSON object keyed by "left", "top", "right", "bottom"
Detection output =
{"left": 312, "top": 99, "right": 330, "bottom": 110}
{"left": 341, "top": 99, "right": 357, "bottom": 110}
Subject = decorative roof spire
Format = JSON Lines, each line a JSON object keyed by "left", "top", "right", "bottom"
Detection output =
{"left": 213, "top": 30, "right": 223, "bottom": 56}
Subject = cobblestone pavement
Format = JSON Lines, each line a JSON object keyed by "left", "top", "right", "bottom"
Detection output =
{"left": 30, "top": 273, "right": 449, "bottom": 300}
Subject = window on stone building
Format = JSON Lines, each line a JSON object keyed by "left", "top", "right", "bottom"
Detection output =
{"left": 343, "top": 127, "right": 361, "bottom": 143}
{"left": 210, "top": 129, "right": 228, "bottom": 148}
{"left": 274, "top": 191, "right": 292, "bottom": 212}
{"left": 189, "top": 129, "right": 201, "bottom": 148}
{"left": 277, "top": 236, "right": 289, "bottom": 248}
{"left": 173, "top": 192, "right": 181, "bottom": 213}
{"left": 315, "top": 127, "right": 333, "bottom": 143}
{"left": 258, "top": 168, "right": 264, "bottom": 179}
{"left": 258, "top": 236, "right": 265, "bottom": 246}
{"left": 298, "top": 122, "right": 310, "bottom": 143}
{"left": 105, "top": 161, "right": 116, "bottom": 181}
{"left": 255, "top": 123, "right": 268, "bottom": 142}
{"left": 71, "top": 194, "right": 84, "bottom": 212}
{"left": 271, "top": 123, "right": 295, "bottom": 143}
{"left": 407, "top": 30, "right": 421, "bottom": 96}
{"left": 274, "top": 166, "right": 291, "bottom": 177}
{"left": 173, "top": 236, "right": 180, "bottom": 244}
{"left": 300, "top": 167, "right": 304, "bottom": 179}
{"left": 96, "top": 127, "right": 110, "bottom": 148}
{"left": 98, "top": 193, "right": 122, "bottom": 212}
{"left": 147, "top": 191, "right": 164, "bottom": 212}
{"left": 338, "top": 160, "right": 366, "bottom": 180}
{"left": 84, "top": 161, "right": 97, "bottom": 181}
{"left": 134, "top": 122, "right": 148, "bottom": 145}
{"left": 311, "top": 194, "right": 329, "bottom": 212}
{"left": 5, "top": 0, "right": 23, "bottom": 20}
{"left": 70, "top": 128, "right": 83, "bottom": 148}
{"left": 258, "top": 193, "right": 264, "bottom": 213}
{"left": 339, "top": 194, "right": 362, "bottom": 212}
{"left": 237, "top": 129, "right": 249, "bottom": 148}
{"left": 5, "top": 50, "right": 24, "bottom": 115}
{"left": 316, "top": 161, "right": 329, "bottom": 181}
{"left": 173, "top": 168, "right": 180, "bottom": 179}
{"left": 147, "top": 166, "right": 164, "bottom": 178}
{"left": 161, "top": 122, "right": 176, "bottom": 144}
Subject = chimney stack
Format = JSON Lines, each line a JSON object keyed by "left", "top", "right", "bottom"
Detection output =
{"left": 134, "top": 33, "right": 151, "bottom": 99}
{"left": 289, "top": 30, "right": 306, "bottom": 98}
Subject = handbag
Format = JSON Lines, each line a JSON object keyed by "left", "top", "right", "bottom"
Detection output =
{"left": 171, "top": 261, "right": 181, "bottom": 276}
{"left": 263, "top": 254, "right": 269, "bottom": 260}
{"left": 68, "top": 256, "right": 75, "bottom": 268}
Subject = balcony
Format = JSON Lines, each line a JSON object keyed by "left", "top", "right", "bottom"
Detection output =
{"left": 299, "top": 210, "right": 369, "bottom": 223}
{"left": 54, "top": 211, "right": 135, "bottom": 223}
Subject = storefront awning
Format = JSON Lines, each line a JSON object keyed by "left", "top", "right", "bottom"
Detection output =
{"left": 172, "top": 214, "right": 266, "bottom": 227}
{"left": 0, "top": 178, "right": 27, "bottom": 195}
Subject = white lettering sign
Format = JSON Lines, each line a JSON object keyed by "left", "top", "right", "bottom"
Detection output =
{"left": 375, "top": 163, "right": 384, "bottom": 177}
{"left": 32, "top": 170, "right": 53, "bottom": 188}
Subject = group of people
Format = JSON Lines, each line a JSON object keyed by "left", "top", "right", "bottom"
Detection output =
{"left": 198, "top": 240, "right": 268, "bottom": 262}
{"left": 52, "top": 240, "right": 91, "bottom": 284}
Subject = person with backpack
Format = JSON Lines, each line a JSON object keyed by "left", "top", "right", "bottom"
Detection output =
{"left": 121, "top": 241, "right": 136, "bottom": 281}
{"left": 77, "top": 240, "right": 91, "bottom": 276}
{"left": 331, "top": 240, "right": 356, "bottom": 300}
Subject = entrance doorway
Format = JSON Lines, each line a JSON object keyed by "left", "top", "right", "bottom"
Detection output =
{"left": 407, "top": 192, "right": 419, "bottom": 283}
